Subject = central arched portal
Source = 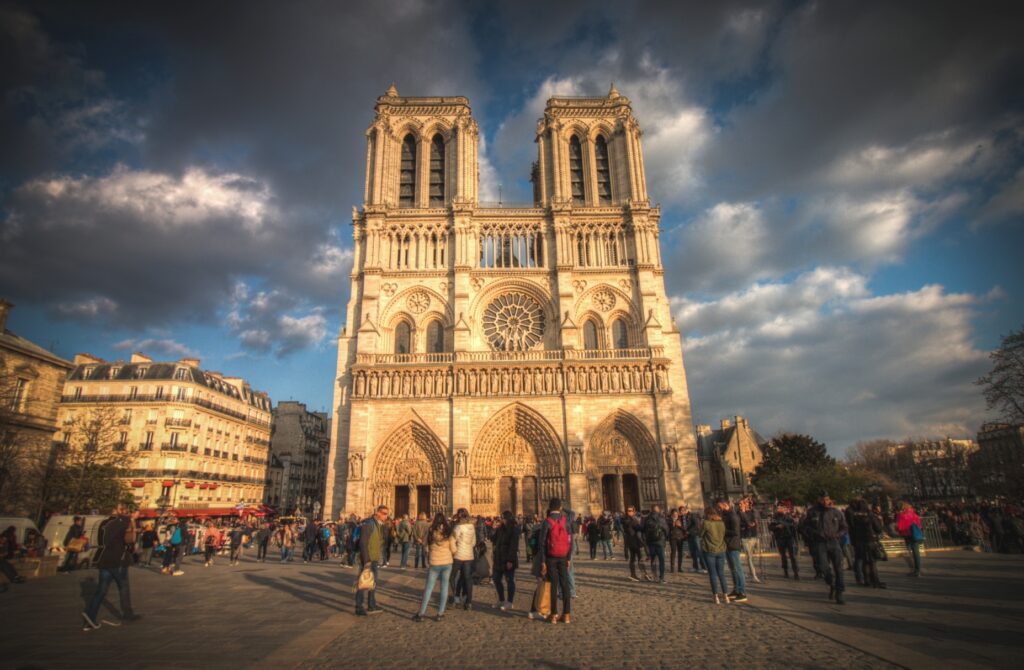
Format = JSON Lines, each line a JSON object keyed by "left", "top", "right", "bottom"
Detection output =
{"left": 586, "top": 410, "right": 664, "bottom": 514}
{"left": 371, "top": 421, "right": 449, "bottom": 517}
{"left": 471, "top": 403, "right": 566, "bottom": 516}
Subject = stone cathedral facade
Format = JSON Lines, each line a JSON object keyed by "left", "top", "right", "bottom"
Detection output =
{"left": 324, "top": 85, "right": 703, "bottom": 519}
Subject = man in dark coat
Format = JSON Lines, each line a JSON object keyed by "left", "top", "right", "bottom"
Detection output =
{"left": 492, "top": 511, "right": 521, "bottom": 610}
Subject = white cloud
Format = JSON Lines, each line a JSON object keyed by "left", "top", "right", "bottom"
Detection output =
{"left": 113, "top": 337, "right": 197, "bottom": 359}
{"left": 226, "top": 283, "right": 329, "bottom": 356}
{"left": 55, "top": 296, "right": 118, "bottom": 319}
{"left": 677, "top": 268, "right": 993, "bottom": 452}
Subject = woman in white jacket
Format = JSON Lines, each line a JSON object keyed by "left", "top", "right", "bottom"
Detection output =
{"left": 451, "top": 508, "right": 477, "bottom": 610}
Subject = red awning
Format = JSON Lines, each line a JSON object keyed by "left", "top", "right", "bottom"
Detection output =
{"left": 184, "top": 482, "right": 195, "bottom": 489}
{"left": 131, "top": 480, "right": 145, "bottom": 488}
{"left": 162, "top": 480, "right": 175, "bottom": 487}
{"left": 199, "top": 483, "right": 209, "bottom": 489}
{"left": 209, "top": 484, "right": 218, "bottom": 490}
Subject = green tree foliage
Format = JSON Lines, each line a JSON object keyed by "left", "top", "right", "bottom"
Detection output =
{"left": 754, "top": 433, "right": 834, "bottom": 481}
{"left": 976, "top": 325, "right": 1024, "bottom": 424}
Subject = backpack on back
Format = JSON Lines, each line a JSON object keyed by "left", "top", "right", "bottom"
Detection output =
{"left": 546, "top": 515, "right": 571, "bottom": 558}
{"left": 644, "top": 516, "right": 666, "bottom": 544}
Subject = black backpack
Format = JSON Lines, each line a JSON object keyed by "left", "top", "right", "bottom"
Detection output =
{"left": 644, "top": 516, "right": 666, "bottom": 544}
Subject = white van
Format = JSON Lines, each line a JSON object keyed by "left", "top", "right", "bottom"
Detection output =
{"left": 0, "top": 517, "right": 40, "bottom": 547}
{"left": 41, "top": 515, "right": 109, "bottom": 567}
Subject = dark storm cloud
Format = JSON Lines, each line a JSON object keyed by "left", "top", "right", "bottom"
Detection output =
{"left": 0, "top": 0, "right": 481, "bottom": 348}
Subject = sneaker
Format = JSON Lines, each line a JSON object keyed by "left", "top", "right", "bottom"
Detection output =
{"left": 366, "top": 608, "right": 384, "bottom": 615}
{"left": 699, "top": 569, "right": 708, "bottom": 574}
{"left": 494, "top": 601, "right": 503, "bottom": 609}
{"left": 659, "top": 578, "right": 666, "bottom": 584}
{"left": 463, "top": 602, "right": 472, "bottom": 611}
{"left": 81, "top": 612, "right": 101, "bottom": 630}
{"left": 628, "top": 575, "right": 640, "bottom": 582}
{"left": 435, "top": 614, "right": 445, "bottom": 622}
{"left": 562, "top": 614, "right": 572, "bottom": 624}
{"left": 549, "top": 613, "right": 560, "bottom": 624}
{"left": 714, "top": 593, "right": 721, "bottom": 605}
{"left": 172, "top": 570, "right": 185, "bottom": 576}
{"left": 413, "top": 613, "right": 423, "bottom": 622}
{"left": 733, "top": 593, "right": 748, "bottom": 603}
{"left": 453, "top": 596, "right": 463, "bottom": 605}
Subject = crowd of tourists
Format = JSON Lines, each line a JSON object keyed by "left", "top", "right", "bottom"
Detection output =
{"left": 4, "top": 491, "right": 1016, "bottom": 629}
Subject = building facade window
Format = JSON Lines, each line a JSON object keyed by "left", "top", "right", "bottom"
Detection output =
{"left": 10, "top": 378, "right": 27, "bottom": 412}
{"left": 426, "top": 320, "right": 445, "bottom": 353}
{"left": 594, "top": 135, "right": 611, "bottom": 205}
{"left": 399, "top": 134, "right": 417, "bottom": 207}
{"left": 569, "top": 135, "right": 585, "bottom": 205}
{"left": 429, "top": 135, "right": 445, "bottom": 206}
{"left": 394, "top": 321, "right": 412, "bottom": 354}
{"left": 583, "top": 320, "right": 599, "bottom": 350}
{"left": 612, "top": 318, "right": 629, "bottom": 349}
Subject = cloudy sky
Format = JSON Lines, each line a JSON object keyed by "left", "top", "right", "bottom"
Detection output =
{"left": 1, "top": 0, "right": 1021, "bottom": 454}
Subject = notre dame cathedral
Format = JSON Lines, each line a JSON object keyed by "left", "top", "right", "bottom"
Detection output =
{"left": 324, "top": 84, "right": 703, "bottom": 519}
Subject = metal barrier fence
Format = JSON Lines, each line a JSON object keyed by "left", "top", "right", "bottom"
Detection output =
{"left": 754, "top": 513, "right": 946, "bottom": 553}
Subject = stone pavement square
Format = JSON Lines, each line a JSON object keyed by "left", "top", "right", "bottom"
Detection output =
{"left": 2, "top": 547, "right": 1022, "bottom": 669}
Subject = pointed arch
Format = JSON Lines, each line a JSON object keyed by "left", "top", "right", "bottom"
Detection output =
{"left": 594, "top": 134, "right": 612, "bottom": 205}
{"left": 399, "top": 134, "right": 417, "bottom": 207}
{"left": 429, "top": 134, "right": 446, "bottom": 206}
{"left": 470, "top": 403, "right": 566, "bottom": 512}
{"left": 587, "top": 410, "right": 663, "bottom": 509}
{"left": 371, "top": 418, "right": 449, "bottom": 513}
{"left": 568, "top": 134, "right": 585, "bottom": 205}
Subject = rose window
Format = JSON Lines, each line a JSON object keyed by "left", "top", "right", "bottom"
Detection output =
{"left": 482, "top": 292, "right": 545, "bottom": 351}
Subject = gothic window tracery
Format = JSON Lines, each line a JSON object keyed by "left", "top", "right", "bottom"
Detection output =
{"left": 478, "top": 222, "right": 543, "bottom": 268}
{"left": 399, "top": 134, "right": 417, "bottom": 208}
{"left": 595, "top": 135, "right": 612, "bottom": 205}
{"left": 482, "top": 292, "right": 545, "bottom": 351}
{"left": 426, "top": 320, "right": 445, "bottom": 353}
{"left": 569, "top": 135, "right": 585, "bottom": 205}
{"left": 573, "top": 222, "right": 630, "bottom": 268}
{"left": 383, "top": 224, "right": 447, "bottom": 269}
{"left": 612, "top": 318, "right": 629, "bottom": 349}
{"left": 429, "top": 135, "right": 445, "bottom": 206}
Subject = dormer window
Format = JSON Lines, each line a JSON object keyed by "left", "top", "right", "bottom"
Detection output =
{"left": 174, "top": 368, "right": 188, "bottom": 381}
{"left": 134, "top": 367, "right": 147, "bottom": 379}
{"left": 110, "top": 367, "right": 121, "bottom": 379}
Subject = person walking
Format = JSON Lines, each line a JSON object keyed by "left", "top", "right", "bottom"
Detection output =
{"left": 202, "top": 521, "right": 220, "bottom": 567}
{"left": 718, "top": 499, "right": 747, "bottom": 602}
{"left": 622, "top": 506, "right": 650, "bottom": 582}
{"left": 681, "top": 505, "right": 706, "bottom": 573}
{"left": 451, "top": 508, "right": 476, "bottom": 610}
{"left": 669, "top": 510, "right": 685, "bottom": 573}
{"left": 492, "top": 510, "right": 520, "bottom": 611}
{"left": 255, "top": 522, "right": 270, "bottom": 562}
{"left": 413, "top": 513, "right": 457, "bottom": 621}
{"left": 805, "top": 491, "right": 849, "bottom": 604}
{"left": 848, "top": 499, "right": 886, "bottom": 589}
{"left": 739, "top": 497, "right": 761, "bottom": 583}
{"left": 355, "top": 505, "right": 388, "bottom": 616}
{"left": 160, "top": 516, "right": 185, "bottom": 576}
{"left": 700, "top": 507, "right": 729, "bottom": 604}
{"left": 228, "top": 522, "right": 246, "bottom": 566}
{"left": 768, "top": 508, "right": 800, "bottom": 579}
{"left": 81, "top": 504, "right": 141, "bottom": 630}
{"left": 896, "top": 501, "right": 924, "bottom": 577}
{"left": 644, "top": 504, "right": 669, "bottom": 583}
{"left": 139, "top": 523, "right": 159, "bottom": 567}
{"left": 278, "top": 522, "right": 295, "bottom": 563}
{"left": 586, "top": 517, "right": 601, "bottom": 560}
{"left": 412, "top": 512, "right": 430, "bottom": 569}
{"left": 599, "top": 512, "right": 614, "bottom": 560}
{"left": 536, "top": 498, "right": 573, "bottom": 623}
{"left": 396, "top": 514, "right": 413, "bottom": 569}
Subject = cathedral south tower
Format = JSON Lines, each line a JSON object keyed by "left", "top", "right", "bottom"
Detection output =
{"left": 325, "top": 85, "right": 702, "bottom": 519}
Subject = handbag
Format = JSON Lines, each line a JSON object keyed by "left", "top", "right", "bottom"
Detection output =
{"left": 869, "top": 540, "right": 887, "bottom": 562}
{"left": 67, "top": 537, "right": 86, "bottom": 553}
{"left": 356, "top": 566, "right": 376, "bottom": 591}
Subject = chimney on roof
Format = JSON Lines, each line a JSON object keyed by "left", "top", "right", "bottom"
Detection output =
{"left": 130, "top": 352, "right": 152, "bottom": 364}
{"left": 179, "top": 357, "right": 201, "bottom": 368}
{"left": 0, "top": 298, "right": 11, "bottom": 332}
{"left": 74, "top": 353, "right": 105, "bottom": 365}
{"left": 720, "top": 418, "right": 732, "bottom": 430}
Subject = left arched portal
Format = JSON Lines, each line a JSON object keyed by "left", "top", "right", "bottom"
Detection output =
{"left": 370, "top": 421, "right": 448, "bottom": 517}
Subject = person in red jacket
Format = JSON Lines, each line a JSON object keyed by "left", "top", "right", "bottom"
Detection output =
{"left": 896, "top": 502, "right": 924, "bottom": 577}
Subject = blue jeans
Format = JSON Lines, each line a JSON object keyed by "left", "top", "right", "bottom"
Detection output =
{"left": 85, "top": 566, "right": 134, "bottom": 621}
{"left": 601, "top": 539, "right": 613, "bottom": 558}
{"left": 494, "top": 565, "right": 516, "bottom": 603}
{"left": 648, "top": 543, "right": 666, "bottom": 580}
{"left": 414, "top": 543, "right": 427, "bottom": 568}
{"left": 400, "top": 542, "right": 411, "bottom": 568}
{"left": 280, "top": 546, "right": 292, "bottom": 562}
{"left": 418, "top": 563, "right": 452, "bottom": 615}
{"left": 815, "top": 540, "right": 845, "bottom": 592}
{"left": 705, "top": 552, "right": 728, "bottom": 594}
{"left": 726, "top": 549, "right": 747, "bottom": 594}
{"left": 906, "top": 539, "right": 922, "bottom": 574}
{"left": 687, "top": 536, "right": 706, "bottom": 570}
{"left": 355, "top": 560, "right": 379, "bottom": 612}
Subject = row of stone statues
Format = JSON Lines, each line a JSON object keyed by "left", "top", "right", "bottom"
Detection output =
{"left": 351, "top": 362, "right": 671, "bottom": 399}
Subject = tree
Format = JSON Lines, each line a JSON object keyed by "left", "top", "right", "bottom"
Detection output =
{"left": 753, "top": 432, "right": 834, "bottom": 482}
{"left": 0, "top": 376, "right": 36, "bottom": 514}
{"left": 976, "top": 325, "right": 1024, "bottom": 424}
{"left": 36, "top": 407, "right": 133, "bottom": 516}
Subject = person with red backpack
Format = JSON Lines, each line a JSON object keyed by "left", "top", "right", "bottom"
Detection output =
{"left": 537, "top": 497, "right": 574, "bottom": 624}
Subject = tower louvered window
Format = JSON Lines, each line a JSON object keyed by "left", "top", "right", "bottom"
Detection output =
{"left": 569, "top": 135, "right": 584, "bottom": 205}
{"left": 429, "top": 135, "right": 445, "bottom": 206}
{"left": 399, "top": 135, "right": 416, "bottom": 207}
{"left": 595, "top": 135, "right": 611, "bottom": 205}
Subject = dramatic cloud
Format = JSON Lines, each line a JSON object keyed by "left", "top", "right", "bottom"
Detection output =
{"left": 113, "top": 337, "right": 197, "bottom": 359}
{"left": 676, "top": 269, "right": 994, "bottom": 451}
{"left": 226, "top": 283, "right": 329, "bottom": 357}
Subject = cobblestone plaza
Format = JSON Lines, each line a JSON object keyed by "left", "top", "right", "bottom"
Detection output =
{"left": 4, "top": 550, "right": 1023, "bottom": 669}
